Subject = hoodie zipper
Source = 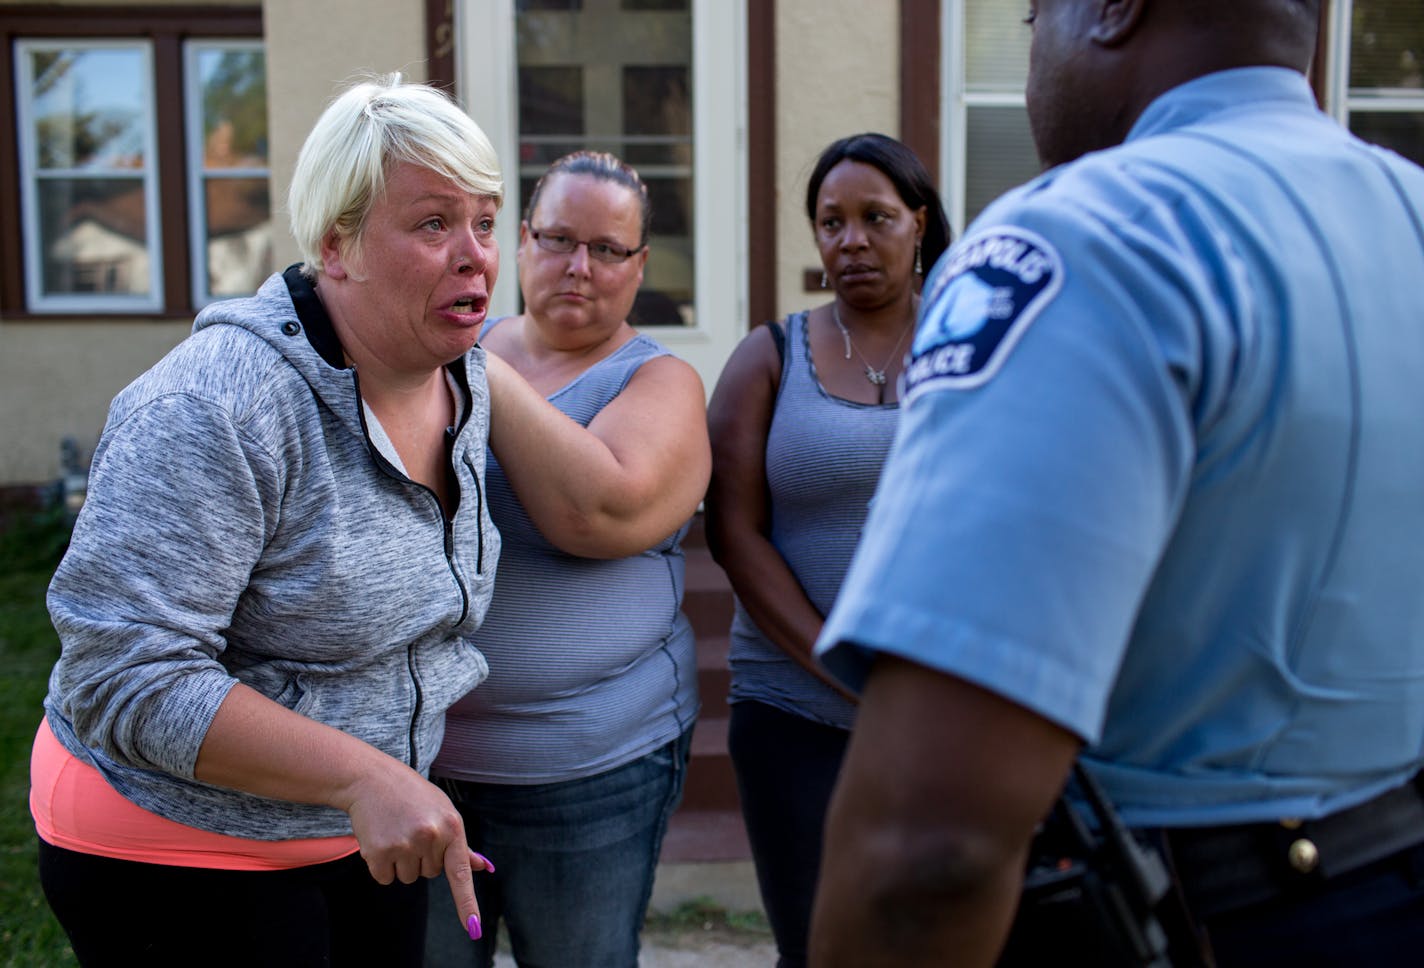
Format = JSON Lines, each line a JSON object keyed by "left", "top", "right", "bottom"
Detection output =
{"left": 351, "top": 368, "right": 476, "bottom": 767}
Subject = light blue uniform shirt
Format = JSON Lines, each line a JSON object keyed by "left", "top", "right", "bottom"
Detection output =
{"left": 818, "top": 67, "right": 1424, "bottom": 828}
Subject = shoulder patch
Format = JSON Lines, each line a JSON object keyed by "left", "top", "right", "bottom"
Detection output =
{"left": 903, "top": 226, "right": 1063, "bottom": 402}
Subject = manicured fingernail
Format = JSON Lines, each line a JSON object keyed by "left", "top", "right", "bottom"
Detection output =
{"left": 467, "top": 913, "right": 482, "bottom": 941}
{"left": 472, "top": 851, "right": 496, "bottom": 873}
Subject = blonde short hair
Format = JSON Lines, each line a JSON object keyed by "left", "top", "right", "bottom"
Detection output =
{"left": 289, "top": 73, "right": 503, "bottom": 278}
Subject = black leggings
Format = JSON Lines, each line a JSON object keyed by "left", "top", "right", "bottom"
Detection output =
{"left": 728, "top": 699, "right": 850, "bottom": 968}
{"left": 38, "top": 838, "right": 427, "bottom": 967}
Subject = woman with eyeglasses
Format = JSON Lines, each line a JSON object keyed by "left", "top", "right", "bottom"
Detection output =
{"left": 705, "top": 132, "right": 951, "bottom": 968}
{"left": 425, "top": 151, "right": 710, "bottom": 968}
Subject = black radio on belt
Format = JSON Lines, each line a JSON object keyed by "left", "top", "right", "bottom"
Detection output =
{"left": 997, "top": 763, "right": 1197, "bottom": 968}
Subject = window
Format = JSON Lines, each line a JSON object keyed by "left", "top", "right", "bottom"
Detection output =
{"left": 942, "top": 3, "right": 1422, "bottom": 232}
{"left": 1, "top": 10, "right": 268, "bottom": 317}
{"left": 185, "top": 41, "right": 272, "bottom": 306}
{"left": 459, "top": 0, "right": 745, "bottom": 383}
{"left": 1329, "top": 0, "right": 1424, "bottom": 165}
{"left": 941, "top": 0, "right": 1042, "bottom": 237}
{"left": 15, "top": 41, "right": 162, "bottom": 313}
{"left": 504, "top": 0, "right": 695, "bottom": 327}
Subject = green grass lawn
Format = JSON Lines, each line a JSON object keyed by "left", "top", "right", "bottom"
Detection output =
{"left": 0, "top": 506, "right": 77, "bottom": 966}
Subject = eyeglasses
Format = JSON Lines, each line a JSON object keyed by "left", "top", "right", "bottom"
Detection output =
{"left": 528, "top": 227, "right": 644, "bottom": 264}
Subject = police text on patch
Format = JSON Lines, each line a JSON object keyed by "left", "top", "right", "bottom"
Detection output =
{"left": 903, "top": 226, "right": 1063, "bottom": 400}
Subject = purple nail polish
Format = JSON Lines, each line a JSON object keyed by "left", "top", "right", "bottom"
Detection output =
{"left": 472, "top": 851, "right": 496, "bottom": 873}
{"left": 467, "top": 913, "right": 482, "bottom": 941}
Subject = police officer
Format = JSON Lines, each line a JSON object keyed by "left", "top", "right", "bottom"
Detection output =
{"left": 807, "top": 1, "right": 1424, "bottom": 965}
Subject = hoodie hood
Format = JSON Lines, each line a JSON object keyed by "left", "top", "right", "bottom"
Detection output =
{"left": 194, "top": 267, "right": 368, "bottom": 442}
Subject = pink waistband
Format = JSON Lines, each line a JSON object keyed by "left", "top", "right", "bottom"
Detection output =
{"left": 30, "top": 717, "right": 359, "bottom": 870}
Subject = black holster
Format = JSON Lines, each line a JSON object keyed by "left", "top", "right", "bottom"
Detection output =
{"left": 998, "top": 764, "right": 1208, "bottom": 968}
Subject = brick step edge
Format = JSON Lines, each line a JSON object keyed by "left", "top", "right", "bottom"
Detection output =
{"left": 661, "top": 807, "right": 751, "bottom": 863}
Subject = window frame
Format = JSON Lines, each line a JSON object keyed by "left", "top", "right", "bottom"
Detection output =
{"left": 183, "top": 37, "right": 271, "bottom": 309}
{"left": 937, "top": 1, "right": 1336, "bottom": 239}
{"left": 15, "top": 38, "right": 165, "bottom": 314}
{"left": 454, "top": 0, "right": 749, "bottom": 383}
{"left": 0, "top": 6, "right": 264, "bottom": 320}
{"left": 1326, "top": 0, "right": 1424, "bottom": 157}
{"left": 939, "top": 0, "right": 1037, "bottom": 239}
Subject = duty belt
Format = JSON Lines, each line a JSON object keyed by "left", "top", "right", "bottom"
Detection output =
{"left": 1157, "top": 774, "right": 1424, "bottom": 919}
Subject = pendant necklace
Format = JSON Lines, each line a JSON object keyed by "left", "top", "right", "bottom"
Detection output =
{"left": 831, "top": 303, "right": 913, "bottom": 404}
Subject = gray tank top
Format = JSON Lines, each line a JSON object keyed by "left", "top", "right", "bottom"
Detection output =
{"left": 435, "top": 321, "right": 698, "bottom": 783}
{"left": 728, "top": 310, "right": 901, "bottom": 730}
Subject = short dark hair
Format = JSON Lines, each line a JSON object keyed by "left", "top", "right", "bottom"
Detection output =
{"left": 804, "top": 133, "right": 953, "bottom": 271}
{"left": 523, "top": 150, "right": 653, "bottom": 246}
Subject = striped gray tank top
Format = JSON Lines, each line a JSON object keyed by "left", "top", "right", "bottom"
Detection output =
{"left": 435, "top": 322, "right": 698, "bottom": 783}
{"left": 728, "top": 310, "right": 900, "bottom": 730}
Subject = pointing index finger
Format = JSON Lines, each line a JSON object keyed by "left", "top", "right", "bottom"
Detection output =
{"left": 443, "top": 840, "right": 483, "bottom": 941}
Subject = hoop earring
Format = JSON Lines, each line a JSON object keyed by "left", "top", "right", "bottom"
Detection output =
{"left": 821, "top": 270, "right": 829, "bottom": 289}
{"left": 914, "top": 241, "right": 923, "bottom": 276}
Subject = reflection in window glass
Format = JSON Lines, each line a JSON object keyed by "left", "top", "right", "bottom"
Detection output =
{"left": 187, "top": 41, "right": 271, "bottom": 305}
{"left": 17, "top": 40, "right": 159, "bottom": 309}
{"left": 519, "top": 66, "right": 585, "bottom": 154}
{"left": 1350, "top": 0, "right": 1424, "bottom": 91}
{"left": 623, "top": 66, "right": 690, "bottom": 166}
{"left": 644, "top": 176, "right": 690, "bottom": 236}
{"left": 204, "top": 179, "right": 273, "bottom": 297}
{"left": 37, "top": 177, "right": 150, "bottom": 295}
{"left": 519, "top": 176, "right": 541, "bottom": 219}
{"left": 197, "top": 48, "right": 268, "bottom": 167}
{"left": 1350, "top": 111, "right": 1424, "bottom": 165}
{"left": 965, "top": 107, "right": 1041, "bottom": 226}
{"left": 516, "top": 0, "right": 694, "bottom": 325}
{"left": 30, "top": 47, "right": 150, "bottom": 170}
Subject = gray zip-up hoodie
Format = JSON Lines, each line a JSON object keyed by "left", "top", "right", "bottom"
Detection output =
{"left": 44, "top": 269, "right": 499, "bottom": 840}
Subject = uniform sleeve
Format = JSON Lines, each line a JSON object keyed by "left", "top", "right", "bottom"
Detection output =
{"left": 816, "top": 189, "right": 1218, "bottom": 743}
{"left": 46, "top": 392, "right": 281, "bottom": 778}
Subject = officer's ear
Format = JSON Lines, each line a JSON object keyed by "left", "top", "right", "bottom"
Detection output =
{"left": 1090, "top": 0, "right": 1147, "bottom": 47}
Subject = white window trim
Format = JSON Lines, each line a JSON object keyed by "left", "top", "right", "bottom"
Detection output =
{"left": 1325, "top": 0, "right": 1424, "bottom": 128}
{"left": 940, "top": 0, "right": 1031, "bottom": 240}
{"left": 455, "top": 0, "right": 747, "bottom": 385}
{"left": 15, "top": 38, "right": 164, "bottom": 314}
{"left": 184, "top": 38, "right": 269, "bottom": 309}
{"left": 1327, "top": 0, "right": 1354, "bottom": 121}
{"left": 941, "top": 0, "right": 970, "bottom": 239}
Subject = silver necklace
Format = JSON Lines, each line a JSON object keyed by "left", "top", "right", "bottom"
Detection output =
{"left": 831, "top": 303, "right": 913, "bottom": 399}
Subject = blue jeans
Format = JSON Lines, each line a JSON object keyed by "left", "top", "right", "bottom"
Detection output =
{"left": 729, "top": 699, "right": 850, "bottom": 968}
{"left": 425, "top": 727, "right": 693, "bottom": 968}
